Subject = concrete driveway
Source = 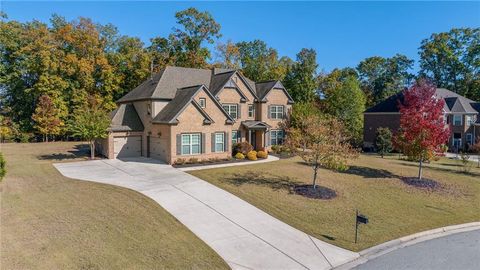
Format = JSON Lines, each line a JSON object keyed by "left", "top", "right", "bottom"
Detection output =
{"left": 54, "top": 158, "right": 358, "bottom": 270}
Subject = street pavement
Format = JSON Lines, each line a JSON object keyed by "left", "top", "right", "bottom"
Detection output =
{"left": 353, "top": 229, "right": 480, "bottom": 270}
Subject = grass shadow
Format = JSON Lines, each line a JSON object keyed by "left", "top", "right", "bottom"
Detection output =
{"left": 399, "top": 162, "right": 480, "bottom": 178}
{"left": 344, "top": 165, "right": 400, "bottom": 179}
{"left": 38, "top": 144, "right": 89, "bottom": 160}
{"left": 224, "top": 171, "right": 301, "bottom": 191}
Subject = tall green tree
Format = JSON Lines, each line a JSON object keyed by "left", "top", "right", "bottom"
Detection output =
{"left": 375, "top": 127, "right": 393, "bottom": 158}
{"left": 236, "top": 40, "right": 291, "bottom": 81}
{"left": 284, "top": 48, "right": 318, "bottom": 103}
{"left": 214, "top": 40, "right": 241, "bottom": 69}
{"left": 318, "top": 70, "right": 366, "bottom": 144}
{"left": 419, "top": 28, "right": 480, "bottom": 101}
{"left": 357, "top": 54, "right": 414, "bottom": 106}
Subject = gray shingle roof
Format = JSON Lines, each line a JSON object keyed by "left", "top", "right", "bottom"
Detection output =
{"left": 255, "top": 80, "right": 294, "bottom": 103}
{"left": 109, "top": 103, "right": 144, "bottom": 132}
{"left": 117, "top": 66, "right": 211, "bottom": 103}
{"left": 209, "top": 71, "right": 236, "bottom": 96}
{"left": 365, "top": 88, "right": 479, "bottom": 114}
{"left": 152, "top": 85, "right": 234, "bottom": 124}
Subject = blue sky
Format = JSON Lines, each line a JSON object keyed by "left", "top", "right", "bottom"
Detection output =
{"left": 2, "top": 1, "right": 479, "bottom": 72}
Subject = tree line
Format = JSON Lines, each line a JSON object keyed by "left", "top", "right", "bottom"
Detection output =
{"left": 0, "top": 8, "right": 478, "bottom": 143}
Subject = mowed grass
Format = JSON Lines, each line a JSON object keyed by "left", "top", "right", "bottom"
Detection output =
{"left": 190, "top": 154, "right": 480, "bottom": 251}
{"left": 0, "top": 142, "right": 229, "bottom": 270}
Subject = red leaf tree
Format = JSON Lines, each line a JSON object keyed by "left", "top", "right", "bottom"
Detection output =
{"left": 394, "top": 80, "right": 450, "bottom": 179}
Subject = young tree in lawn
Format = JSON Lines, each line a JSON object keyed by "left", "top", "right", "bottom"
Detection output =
{"left": 285, "top": 114, "right": 358, "bottom": 189}
{"left": 375, "top": 127, "right": 393, "bottom": 158}
{"left": 394, "top": 80, "right": 450, "bottom": 180}
{"left": 32, "top": 95, "right": 64, "bottom": 142}
{"left": 69, "top": 99, "right": 110, "bottom": 159}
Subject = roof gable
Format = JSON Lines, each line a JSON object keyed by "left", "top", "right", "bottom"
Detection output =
{"left": 257, "top": 80, "right": 294, "bottom": 103}
{"left": 109, "top": 103, "right": 144, "bottom": 132}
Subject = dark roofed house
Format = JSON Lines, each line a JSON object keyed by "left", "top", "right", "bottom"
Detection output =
{"left": 97, "top": 66, "right": 293, "bottom": 163}
{"left": 363, "top": 88, "right": 480, "bottom": 152}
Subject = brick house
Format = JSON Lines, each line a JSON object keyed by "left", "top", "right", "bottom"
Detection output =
{"left": 97, "top": 66, "right": 294, "bottom": 163}
{"left": 364, "top": 88, "right": 480, "bottom": 152}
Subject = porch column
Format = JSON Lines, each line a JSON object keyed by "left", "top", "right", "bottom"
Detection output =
{"left": 248, "top": 130, "right": 252, "bottom": 144}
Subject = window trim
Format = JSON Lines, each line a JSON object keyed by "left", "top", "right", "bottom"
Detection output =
{"left": 466, "top": 115, "right": 474, "bottom": 126}
{"left": 453, "top": 115, "right": 463, "bottom": 126}
{"left": 199, "top": 98, "right": 206, "bottom": 108}
{"left": 181, "top": 133, "right": 201, "bottom": 155}
{"left": 214, "top": 132, "right": 225, "bottom": 153}
{"left": 232, "top": 130, "right": 240, "bottom": 145}
{"left": 270, "top": 129, "right": 284, "bottom": 145}
{"left": 248, "top": 104, "right": 255, "bottom": 118}
{"left": 466, "top": 133, "right": 473, "bottom": 145}
{"left": 222, "top": 104, "right": 238, "bottom": 119}
{"left": 270, "top": 105, "right": 284, "bottom": 119}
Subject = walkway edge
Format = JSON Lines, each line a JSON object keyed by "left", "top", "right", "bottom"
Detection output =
{"left": 178, "top": 155, "right": 279, "bottom": 171}
{"left": 333, "top": 222, "right": 480, "bottom": 270}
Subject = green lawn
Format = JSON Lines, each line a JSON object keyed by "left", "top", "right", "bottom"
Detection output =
{"left": 190, "top": 153, "right": 480, "bottom": 251}
{"left": 0, "top": 142, "right": 229, "bottom": 270}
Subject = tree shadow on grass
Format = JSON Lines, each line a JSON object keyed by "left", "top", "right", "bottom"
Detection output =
{"left": 399, "top": 162, "right": 480, "bottom": 178}
{"left": 223, "top": 171, "right": 301, "bottom": 191}
{"left": 38, "top": 144, "right": 90, "bottom": 160}
{"left": 344, "top": 165, "right": 401, "bottom": 179}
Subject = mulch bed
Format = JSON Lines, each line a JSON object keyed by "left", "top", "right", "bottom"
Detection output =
{"left": 401, "top": 177, "right": 441, "bottom": 190}
{"left": 293, "top": 185, "right": 337, "bottom": 200}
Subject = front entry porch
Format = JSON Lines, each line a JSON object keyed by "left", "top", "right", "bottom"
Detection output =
{"left": 241, "top": 121, "right": 271, "bottom": 150}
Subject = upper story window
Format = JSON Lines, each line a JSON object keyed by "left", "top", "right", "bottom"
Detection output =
{"left": 466, "top": 115, "right": 474, "bottom": 126}
{"left": 222, "top": 104, "right": 238, "bottom": 119}
{"left": 270, "top": 105, "right": 284, "bottom": 119}
{"left": 248, "top": 104, "right": 255, "bottom": 118}
{"left": 199, "top": 98, "right": 206, "bottom": 108}
{"left": 453, "top": 115, "right": 462, "bottom": 126}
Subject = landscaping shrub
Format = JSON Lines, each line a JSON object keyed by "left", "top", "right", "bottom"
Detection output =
{"left": 0, "top": 152, "right": 6, "bottom": 181}
{"left": 257, "top": 150, "right": 268, "bottom": 159}
{"left": 246, "top": 150, "right": 257, "bottom": 161}
{"left": 187, "top": 157, "right": 199, "bottom": 164}
{"left": 234, "top": 152, "right": 245, "bottom": 159}
{"left": 174, "top": 158, "right": 186, "bottom": 165}
{"left": 271, "top": 145, "right": 280, "bottom": 153}
{"left": 233, "top": 142, "right": 253, "bottom": 155}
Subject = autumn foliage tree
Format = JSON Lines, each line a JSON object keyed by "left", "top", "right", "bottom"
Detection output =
{"left": 285, "top": 114, "right": 358, "bottom": 190}
{"left": 32, "top": 95, "right": 64, "bottom": 142}
{"left": 394, "top": 80, "right": 450, "bottom": 179}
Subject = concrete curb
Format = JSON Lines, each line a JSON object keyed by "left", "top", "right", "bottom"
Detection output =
{"left": 178, "top": 155, "right": 279, "bottom": 171}
{"left": 333, "top": 222, "right": 480, "bottom": 270}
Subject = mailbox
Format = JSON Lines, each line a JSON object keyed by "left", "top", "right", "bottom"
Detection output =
{"left": 356, "top": 214, "right": 369, "bottom": 224}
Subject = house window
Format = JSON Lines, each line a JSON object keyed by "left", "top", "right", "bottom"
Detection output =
{"left": 466, "top": 115, "right": 474, "bottom": 126}
{"left": 248, "top": 104, "right": 255, "bottom": 118}
{"left": 270, "top": 129, "right": 284, "bottom": 145}
{"left": 466, "top": 133, "right": 473, "bottom": 145}
{"left": 270, "top": 105, "right": 284, "bottom": 119}
{"left": 199, "top": 98, "right": 206, "bottom": 108}
{"left": 232, "top": 130, "right": 241, "bottom": 145}
{"left": 453, "top": 115, "right": 462, "bottom": 126}
{"left": 181, "top": 133, "right": 201, "bottom": 155}
{"left": 222, "top": 104, "right": 238, "bottom": 119}
{"left": 215, "top": 132, "right": 225, "bottom": 152}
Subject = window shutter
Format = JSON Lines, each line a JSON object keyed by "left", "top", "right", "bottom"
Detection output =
{"left": 176, "top": 134, "right": 181, "bottom": 155}
{"left": 237, "top": 104, "right": 241, "bottom": 119}
{"left": 201, "top": 133, "right": 206, "bottom": 153}
{"left": 225, "top": 132, "right": 229, "bottom": 152}
{"left": 211, "top": 133, "right": 215, "bottom": 153}
{"left": 268, "top": 105, "right": 272, "bottom": 119}
{"left": 282, "top": 105, "right": 286, "bottom": 119}
{"left": 265, "top": 131, "right": 270, "bottom": 147}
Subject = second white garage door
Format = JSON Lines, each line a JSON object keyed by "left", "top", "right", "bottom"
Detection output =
{"left": 113, "top": 136, "right": 142, "bottom": 158}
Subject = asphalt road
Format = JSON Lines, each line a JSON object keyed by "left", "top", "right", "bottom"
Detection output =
{"left": 354, "top": 229, "right": 480, "bottom": 270}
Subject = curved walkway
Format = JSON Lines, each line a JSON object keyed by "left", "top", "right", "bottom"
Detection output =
{"left": 54, "top": 158, "right": 358, "bottom": 270}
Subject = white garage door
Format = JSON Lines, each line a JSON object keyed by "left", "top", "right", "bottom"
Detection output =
{"left": 113, "top": 136, "right": 142, "bottom": 158}
{"left": 149, "top": 137, "right": 164, "bottom": 160}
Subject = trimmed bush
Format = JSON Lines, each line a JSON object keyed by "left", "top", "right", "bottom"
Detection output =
{"left": 187, "top": 157, "right": 199, "bottom": 164}
{"left": 246, "top": 150, "right": 257, "bottom": 161}
{"left": 0, "top": 152, "right": 6, "bottom": 180}
{"left": 233, "top": 141, "right": 253, "bottom": 155}
{"left": 174, "top": 158, "right": 186, "bottom": 165}
{"left": 257, "top": 150, "right": 268, "bottom": 159}
{"left": 234, "top": 152, "right": 245, "bottom": 159}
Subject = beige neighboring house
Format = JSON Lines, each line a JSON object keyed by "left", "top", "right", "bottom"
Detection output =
{"left": 97, "top": 66, "right": 294, "bottom": 164}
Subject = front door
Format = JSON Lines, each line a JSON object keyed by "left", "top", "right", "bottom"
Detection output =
{"left": 250, "top": 131, "right": 256, "bottom": 149}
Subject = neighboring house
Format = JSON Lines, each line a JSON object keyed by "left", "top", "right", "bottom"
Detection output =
{"left": 364, "top": 88, "right": 480, "bottom": 152}
{"left": 97, "top": 66, "right": 293, "bottom": 163}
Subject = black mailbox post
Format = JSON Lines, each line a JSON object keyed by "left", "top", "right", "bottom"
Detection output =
{"left": 355, "top": 210, "right": 369, "bottom": 243}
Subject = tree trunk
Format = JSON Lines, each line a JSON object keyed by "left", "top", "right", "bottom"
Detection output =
{"left": 418, "top": 158, "right": 423, "bottom": 180}
{"left": 46, "top": 134, "right": 48, "bottom": 142}
{"left": 90, "top": 141, "right": 95, "bottom": 160}
{"left": 312, "top": 163, "right": 318, "bottom": 189}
